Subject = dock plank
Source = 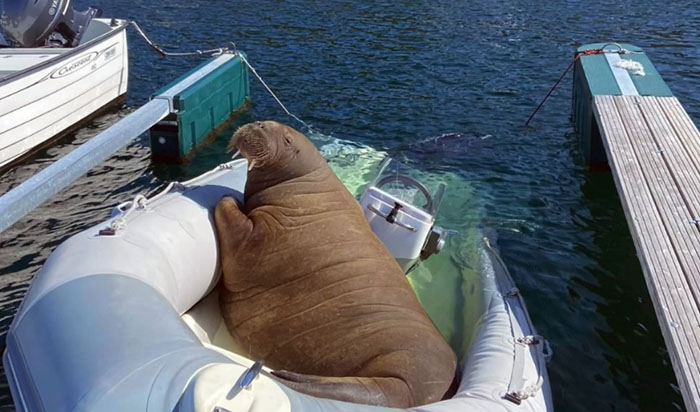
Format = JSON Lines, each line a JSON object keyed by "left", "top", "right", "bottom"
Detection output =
{"left": 655, "top": 96, "right": 700, "bottom": 212}
{"left": 597, "top": 97, "right": 700, "bottom": 407}
{"left": 614, "top": 97, "right": 700, "bottom": 277}
{"left": 640, "top": 97, "right": 700, "bottom": 220}
{"left": 657, "top": 97, "right": 700, "bottom": 174}
{"left": 633, "top": 97, "right": 700, "bottom": 309}
{"left": 593, "top": 95, "right": 700, "bottom": 411}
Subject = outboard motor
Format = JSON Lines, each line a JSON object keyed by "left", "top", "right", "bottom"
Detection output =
{"left": 360, "top": 158, "right": 450, "bottom": 272}
{"left": 0, "top": 0, "right": 101, "bottom": 47}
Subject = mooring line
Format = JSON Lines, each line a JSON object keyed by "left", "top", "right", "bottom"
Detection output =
{"left": 525, "top": 44, "right": 641, "bottom": 126}
{"left": 130, "top": 21, "right": 228, "bottom": 57}
{"left": 236, "top": 51, "right": 312, "bottom": 130}
{"left": 130, "top": 22, "right": 487, "bottom": 161}
{"left": 525, "top": 48, "right": 604, "bottom": 126}
{"left": 131, "top": 21, "right": 312, "bottom": 131}
{"left": 131, "top": 23, "right": 455, "bottom": 153}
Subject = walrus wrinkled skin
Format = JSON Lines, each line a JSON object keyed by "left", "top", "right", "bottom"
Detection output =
{"left": 214, "top": 121, "right": 457, "bottom": 408}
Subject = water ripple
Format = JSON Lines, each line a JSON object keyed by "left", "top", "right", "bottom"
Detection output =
{"left": 0, "top": 0, "right": 696, "bottom": 410}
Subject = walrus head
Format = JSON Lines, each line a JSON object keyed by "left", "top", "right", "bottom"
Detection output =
{"left": 229, "top": 121, "right": 324, "bottom": 197}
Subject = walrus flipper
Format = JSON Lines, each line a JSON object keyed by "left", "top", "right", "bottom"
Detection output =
{"left": 215, "top": 196, "right": 253, "bottom": 237}
{"left": 272, "top": 370, "right": 413, "bottom": 408}
{"left": 214, "top": 196, "right": 254, "bottom": 279}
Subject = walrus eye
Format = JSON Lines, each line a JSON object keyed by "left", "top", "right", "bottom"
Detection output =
{"left": 284, "top": 133, "right": 294, "bottom": 146}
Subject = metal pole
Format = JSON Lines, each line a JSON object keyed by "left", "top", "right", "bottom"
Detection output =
{"left": 0, "top": 99, "right": 170, "bottom": 234}
{"left": 0, "top": 53, "right": 238, "bottom": 234}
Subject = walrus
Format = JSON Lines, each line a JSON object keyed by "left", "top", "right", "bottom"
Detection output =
{"left": 214, "top": 121, "right": 457, "bottom": 408}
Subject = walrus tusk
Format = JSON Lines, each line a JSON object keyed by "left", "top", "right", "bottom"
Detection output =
{"left": 230, "top": 150, "right": 241, "bottom": 160}
{"left": 248, "top": 159, "right": 256, "bottom": 171}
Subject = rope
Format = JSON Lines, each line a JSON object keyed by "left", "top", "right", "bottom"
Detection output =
{"left": 130, "top": 21, "right": 229, "bottom": 57}
{"left": 131, "top": 21, "right": 312, "bottom": 131}
{"left": 236, "top": 50, "right": 311, "bottom": 130}
{"left": 104, "top": 160, "right": 243, "bottom": 235}
{"left": 509, "top": 335, "right": 547, "bottom": 403}
{"left": 524, "top": 45, "right": 639, "bottom": 126}
{"left": 129, "top": 18, "right": 327, "bottom": 136}
{"left": 109, "top": 182, "right": 184, "bottom": 232}
{"left": 110, "top": 194, "right": 148, "bottom": 231}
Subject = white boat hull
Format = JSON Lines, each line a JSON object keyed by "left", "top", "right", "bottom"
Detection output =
{"left": 0, "top": 18, "right": 129, "bottom": 170}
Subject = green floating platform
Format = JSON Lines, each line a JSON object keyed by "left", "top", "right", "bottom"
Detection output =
{"left": 150, "top": 52, "right": 250, "bottom": 162}
{"left": 572, "top": 43, "right": 673, "bottom": 165}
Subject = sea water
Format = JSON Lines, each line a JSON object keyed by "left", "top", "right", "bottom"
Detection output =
{"left": 2, "top": 0, "right": 698, "bottom": 410}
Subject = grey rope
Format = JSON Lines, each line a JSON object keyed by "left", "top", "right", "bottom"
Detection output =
{"left": 235, "top": 47, "right": 311, "bottom": 130}
{"left": 131, "top": 22, "right": 315, "bottom": 132}
{"left": 130, "top": 21, "right": 228, "bottom": 57}
{"left": 105, "top": 160, "right": 243, "bottom": 234}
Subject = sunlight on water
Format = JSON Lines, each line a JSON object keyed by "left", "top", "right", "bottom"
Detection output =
{"left": 315, "top": 132, "right": 386, "bottom": 196}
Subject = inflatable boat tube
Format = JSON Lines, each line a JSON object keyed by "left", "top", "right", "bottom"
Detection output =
{"left": 3, "top": 159, "right": 553, "bottom": 412}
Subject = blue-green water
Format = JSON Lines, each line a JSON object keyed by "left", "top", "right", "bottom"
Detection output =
{"left": 2, "top": 0, "right": 699, "bottom": 410}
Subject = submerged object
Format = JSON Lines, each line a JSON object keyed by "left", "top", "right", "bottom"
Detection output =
{"left": 3, "top": 158, "right": 553, "bottom": 411}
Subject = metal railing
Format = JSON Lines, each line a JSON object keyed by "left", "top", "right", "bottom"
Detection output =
{"left": 0, "top": 53, "right": 238, "bottom": 234}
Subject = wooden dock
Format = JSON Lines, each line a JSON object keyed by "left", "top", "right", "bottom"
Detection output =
{"left": 573, "top": 43, "right": 700, "bottom": 410}
{"left": 593, "top": 95, "right": 700, "bottom": 411}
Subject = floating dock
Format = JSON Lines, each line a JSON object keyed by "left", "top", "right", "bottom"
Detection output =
{"left": 574, "top": 43, "right": 700, "bottom": 411}
{"left": 149, "top": 52, "right": 250, "bottom": 162}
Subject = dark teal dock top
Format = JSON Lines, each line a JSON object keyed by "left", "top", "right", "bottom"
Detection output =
{"left": 577, "top": 43, "right": 672, "bottom": 97}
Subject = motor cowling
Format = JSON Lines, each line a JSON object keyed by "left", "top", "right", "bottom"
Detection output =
{"left": 359, "top": 157, "right": 451, "bottom": 273}
{"left": 0, "top": 0, "right": 101, "bottom": 47}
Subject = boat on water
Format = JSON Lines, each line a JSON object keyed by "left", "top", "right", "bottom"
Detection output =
{"left": 3, "top": 145, "right": 553, "bottom": 411}
{"left": 0, "top": 0, "right": 128, "bottom": 171}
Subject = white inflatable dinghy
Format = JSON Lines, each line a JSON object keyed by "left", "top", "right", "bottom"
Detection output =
{"left": 3, "top": 157, "right": 553, "bottom": 412}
